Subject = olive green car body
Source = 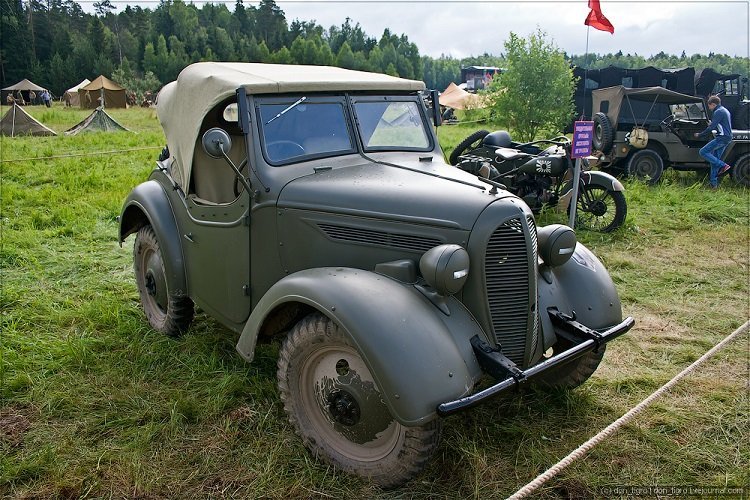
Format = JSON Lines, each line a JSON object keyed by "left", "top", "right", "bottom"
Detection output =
{"left": 120, "top": 63, "right": 628, "bottom": 428}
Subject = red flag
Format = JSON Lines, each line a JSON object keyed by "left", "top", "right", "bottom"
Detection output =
{"left": 585, "top": 0, "right": 614, "bottom": 34}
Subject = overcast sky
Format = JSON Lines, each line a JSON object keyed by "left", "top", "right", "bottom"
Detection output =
{"left": 92, "top": 0, "right": 750, "bottom": 60}
{"left": 274, "top": 0, "right": 750, "bottom": 59}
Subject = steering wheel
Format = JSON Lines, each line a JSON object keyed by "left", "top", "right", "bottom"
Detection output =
{"left": 267, "top": 140, "right": 305, "bottom": 161}
{"left": 660, "top": 114, "right": 675, "bottom": 130}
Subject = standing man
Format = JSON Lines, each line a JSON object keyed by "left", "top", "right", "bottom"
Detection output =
{"left": 694, "top": 95, "right": 733, "bottom": 188}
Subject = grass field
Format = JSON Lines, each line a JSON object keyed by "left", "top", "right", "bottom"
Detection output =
{"left": 1, "top": 105, "right": 748, "bottom": 498}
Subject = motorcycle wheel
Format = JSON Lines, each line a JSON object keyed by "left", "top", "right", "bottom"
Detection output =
{"left": 448, "top": 130, "right": 489, "bottom": 165}
{"left": 570, "top": 184, "right": 627, "bottom": 233}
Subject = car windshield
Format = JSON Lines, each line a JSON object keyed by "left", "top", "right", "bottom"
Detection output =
{"left": 670, "top": 102, "right": 706, "bottom": 120}
{"left": 257, "top": 100, "right": 354, "bottom": 165}
{"left": 354, "top": 100, "right": 431, "bottom": 150}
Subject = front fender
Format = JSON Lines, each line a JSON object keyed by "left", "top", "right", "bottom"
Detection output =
{"left": 537, "top": 243, "right": 623, "bottom": 353}
{"left": 119, "top": 180, "right": 187, "bottom": 295}
{"left": 236, "top": 267, "right": 486, "bottom": 425}
{"left": 559, "top": 170, "right": 624, "bottom": 211}
{"left": 583, "top": 170, "right": 625, "bottom": 192}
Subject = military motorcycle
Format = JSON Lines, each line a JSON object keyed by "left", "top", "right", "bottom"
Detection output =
{"left": 450, "top": 130, "right": 627, "bottom": 233}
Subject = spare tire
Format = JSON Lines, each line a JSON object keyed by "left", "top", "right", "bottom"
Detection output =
{"left": 593, "top": 112, "right": 614, "bottom": 153}
{"left": 449, "top": 129, "right": 489, "bottom": 165}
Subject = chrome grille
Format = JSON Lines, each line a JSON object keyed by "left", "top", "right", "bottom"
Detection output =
{"left": 485, "top": 216, "right": 536, "bottom": 365}
{"left": 318, "top": 223, "right": 441, "bottom": 253}
{"left": 527, "top": 215, "right": 539, "bottom": 357}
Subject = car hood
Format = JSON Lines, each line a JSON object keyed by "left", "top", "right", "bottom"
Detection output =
{"left": 277, "top": 156, "right": 508, "bottom": 230}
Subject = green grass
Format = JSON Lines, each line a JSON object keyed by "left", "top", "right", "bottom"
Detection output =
{"left": 2, "top": 109, "right": 748, "bottom": 498}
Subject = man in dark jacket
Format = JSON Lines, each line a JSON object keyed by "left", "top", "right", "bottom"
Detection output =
{"left": 694, "top": 95, "right": 732, "bottom": 188}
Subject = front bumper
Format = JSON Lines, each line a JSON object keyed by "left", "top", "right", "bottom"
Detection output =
{"left": 437, "top": 307, "right": 634, "bottom": 416}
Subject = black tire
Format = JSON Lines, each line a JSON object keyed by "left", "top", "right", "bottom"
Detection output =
{"left": 277, "top": 313, "right": 441, "bottom": 488}
{"left": 133, "top": 225, "right": 194, "bottom": 337}
{"left": 449, "top": 129, "right": 489, "bottom": 165}
{"left": 592, "top": 112, "right": 614, "bottom": 153}
{"left": 571, "top": 184, "right": 627, "bottom": 233}
{"left": 732, "top": 153, "right": 750, "bottom": 187}
{"left": 627, "top": 149, "right": 664, "bottom": 185}
{"left": 534, "top": 338, "right": 606, "bottom": 389}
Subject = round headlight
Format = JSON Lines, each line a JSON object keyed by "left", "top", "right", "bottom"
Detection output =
{"left": 537, "top": 224, "right": 577, "bottom": 267}
{"left": 419, "top": 244, "right": 470, "bottom": 296}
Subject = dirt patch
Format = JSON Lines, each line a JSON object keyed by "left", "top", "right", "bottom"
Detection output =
{"left": 0, "top": 405, "right": 33, "bottom": 448}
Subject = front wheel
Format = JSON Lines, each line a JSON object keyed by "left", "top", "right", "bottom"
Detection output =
{"left": 277, "top": 313, "right": 441, "bottom": 488}
{"left": 534, "top": 338, "right": 606, "bottom": 389}
{"left": 133, "top": 225, "right": 194, "bottom": 337}
{"left": 627, "top": 149, "right": 664, "bottom": 185}
{"left": 572, "top": 184, "right": 627, "bottom": 233}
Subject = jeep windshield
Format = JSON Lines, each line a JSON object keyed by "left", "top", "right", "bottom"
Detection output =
{"left": 256, "top": 95, "right": 431, "bottom": 165}
{"left": 670, "top": 102, "right": 707, "bottom": 121}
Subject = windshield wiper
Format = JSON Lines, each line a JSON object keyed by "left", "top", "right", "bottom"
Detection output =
{"left": 266, "top": 96, "right": 307, "bottom": 125}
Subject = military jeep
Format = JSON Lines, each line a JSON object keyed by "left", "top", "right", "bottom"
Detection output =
{"left": 591, "top": 86, "right": 750, "bottom": 186}
{"left": 119, "top": 62, "right": 633, "bottom": 487}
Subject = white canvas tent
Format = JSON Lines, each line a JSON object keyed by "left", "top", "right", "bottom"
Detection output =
{"left": 439, "top": 82, "right": 485, "bottom": 110}
{"left": 63, "top": 79, "right": 91, "bottom": 107}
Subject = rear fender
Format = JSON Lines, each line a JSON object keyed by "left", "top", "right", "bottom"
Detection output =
{"left": 236, "top": 267, "right": 486, "bottom": 425}
{"left": 119, "top": 180, "right": 187, "bottom": 295}
{"left": 537, "top": 243, "right": 623, "bottom": 353}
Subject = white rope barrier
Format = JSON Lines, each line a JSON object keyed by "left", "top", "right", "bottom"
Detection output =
{"left": 0, "top": 146, "right": 161, "bottom": 163}
{"left": 508, "top": 320, "right": 750, "bottom": 500}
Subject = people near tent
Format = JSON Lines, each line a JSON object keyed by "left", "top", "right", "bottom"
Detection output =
{"left": 64, "top": 93, "right": 71, "bottom": 107}
{"left": 14, "top": 90, "right": 25, "bottom": 105}
{"left": 41, "top": 90, "right": 51, "bottom": 108}
{"left": 29, "top": 90, "right": 36, "bottom": 104}
{"left": 6, "top": 93, "right": 15, "bottom": 105}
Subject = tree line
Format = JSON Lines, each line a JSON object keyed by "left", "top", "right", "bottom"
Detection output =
{"left": 1, "top": 0, "right": 746, "bottom": 100}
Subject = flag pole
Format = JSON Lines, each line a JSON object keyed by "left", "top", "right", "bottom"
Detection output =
{"left": 582, "top": 24, "right": 591, "bottom": 119}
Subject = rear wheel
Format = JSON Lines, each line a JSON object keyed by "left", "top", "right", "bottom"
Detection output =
{"left": 449, "top": 129, "right": 489, "bottom": 165}
{"left": 627, "top": 149, "right": 664, "bottom": 185}
{"left": 572, "top": 184, "right": 627, "bottom": 233}
{"left": 732, "top": 153, "right": 750, "bottom": 187}
{"left": 534, "top": 337, "right": 606, "bottom": 389}
{"left": 133, "top": 225, "right": 194, "bottom": 337}
{"left": 277, "top": 313, "right": 441, "bottom": 488}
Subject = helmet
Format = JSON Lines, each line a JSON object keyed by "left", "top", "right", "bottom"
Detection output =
{"left": 482, "top": 130, "right": 512, "bottom": 148}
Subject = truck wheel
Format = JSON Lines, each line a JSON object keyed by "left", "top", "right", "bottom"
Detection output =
{"left": 133, "top": 225, "right": 194, "bottom": 337}
{"left": 277, "top": 313, "right": 441, "bottom": 488}
{"left": 571, "top": 184, "right": 627, "bottom": 233}
{"left": 732, "top": 153, "right": 750, "bottom": 187}
{"left": 592, "top": 112, "right": 613, "bottom": 153}
{"left": 534, "top": 338, "right": 606, "bottom": 389}
{"left": 449, "top": 129, "right": 489, "bottom": 165}
{"left": 627, "top": 149, "right": 663, "bottom": 185}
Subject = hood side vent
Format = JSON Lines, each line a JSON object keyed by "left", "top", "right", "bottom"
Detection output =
{"left": 318, "top": 223, "right": 441, "bottom": 253}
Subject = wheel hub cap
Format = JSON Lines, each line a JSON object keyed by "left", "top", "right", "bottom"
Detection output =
{"left": 328, "top": 390, "right": 361, "bottom": 426}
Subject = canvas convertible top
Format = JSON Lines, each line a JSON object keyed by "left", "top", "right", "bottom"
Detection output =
{"left": 157, "top": 62, "right": 426, "bottom": 190}
{"left": 592, "top": 85, "right": 704, "bottom": 126}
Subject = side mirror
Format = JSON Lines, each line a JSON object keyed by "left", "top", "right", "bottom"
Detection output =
{"left": 431, "top": 89, "right": 442, "bottom": 127}
{"left": 201, "top": 127, "right": 253, "bottom": 195}
{"left": 202, "top": 127, "right": 232, "bottom": 159}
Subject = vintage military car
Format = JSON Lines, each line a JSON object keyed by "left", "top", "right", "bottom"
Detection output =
{"left": 591, "top": 86, "right": 750, "bottom": 185}
{"left": 119, "top": 62, "right": 633, "bottom": 487}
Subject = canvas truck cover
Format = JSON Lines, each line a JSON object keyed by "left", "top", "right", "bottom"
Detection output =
{"left": 157, "top": 62, "right": 426, "bottom": 191}
{"left": 592, "top": 85, "right": 704, "bottom": 126}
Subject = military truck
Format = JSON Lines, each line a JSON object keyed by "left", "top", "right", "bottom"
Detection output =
{"left": 590, "top": 86, "right": 750, "bottom": 185}
{"left": 119, "top": 62, "right": 633, "bottom": 487}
